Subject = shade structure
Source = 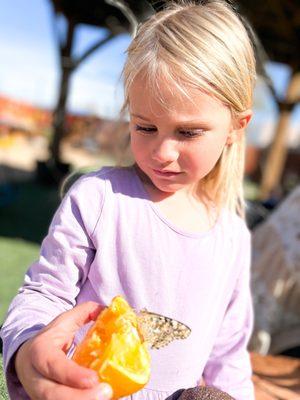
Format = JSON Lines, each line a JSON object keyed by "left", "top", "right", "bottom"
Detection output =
{"left": 236, "top": 0, "right": 300, "bottom": 70}
{"left": 51, "top": 0, "right": 154, "bottom": 31}
{"left": 51, "top": 0, "right": 130, "bottom": 29}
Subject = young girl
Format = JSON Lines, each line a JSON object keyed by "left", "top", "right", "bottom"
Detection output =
{"left": 1, "top": 1, "right": 256, "bottom": 399}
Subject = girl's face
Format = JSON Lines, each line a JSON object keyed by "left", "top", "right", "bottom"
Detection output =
{"left": 129, "top": 75, "right": 246, "bottom": 194}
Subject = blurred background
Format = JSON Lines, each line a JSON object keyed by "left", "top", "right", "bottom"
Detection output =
{"left": 0, "top": 1, "right": 300, "bottom": 398}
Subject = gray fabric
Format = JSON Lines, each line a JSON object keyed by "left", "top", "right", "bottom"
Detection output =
{"left": 168, "top": 387, "right": 235, "bottom": 400}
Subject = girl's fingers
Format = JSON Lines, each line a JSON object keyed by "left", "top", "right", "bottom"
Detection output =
{"left": 27, "top": 363, "right": 112, "bottom": 400}
{"left": 41, "top": 381, "right": 113, "bottom": 400}
{"left": 33, "top": 348, "right": 99, "bottom": 389}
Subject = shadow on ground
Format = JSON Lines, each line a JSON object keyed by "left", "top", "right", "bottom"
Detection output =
{"left": 0, "top": 165, "right": 60, "bottom": 244}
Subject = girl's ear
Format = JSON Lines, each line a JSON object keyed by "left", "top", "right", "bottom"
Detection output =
{"left": 226, "top": 109, "right": 252, "bottom": 145}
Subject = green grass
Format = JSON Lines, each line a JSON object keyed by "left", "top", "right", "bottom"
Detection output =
{"left": 0, "top": 237, "right": 40, "bottom": 322}
{"left": 0, "top": 354, "right": 8, "bottom": 400}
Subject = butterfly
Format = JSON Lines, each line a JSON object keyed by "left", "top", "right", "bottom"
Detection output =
{"left": 137, "top": 309, "right": 191, "bottom": 349}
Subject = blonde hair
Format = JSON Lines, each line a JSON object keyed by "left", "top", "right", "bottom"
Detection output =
{"left": 122, "top": 0, "right": 256, "bottom": 217}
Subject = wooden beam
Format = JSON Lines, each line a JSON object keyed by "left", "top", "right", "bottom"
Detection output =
{"left": 259, "top": 72, "right": 300, "bottom": 200}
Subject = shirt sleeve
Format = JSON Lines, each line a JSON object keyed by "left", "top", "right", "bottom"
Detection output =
{"left": 203, "top": 226, "right": 255, "bottom": 400}
{"left": 0, "top": 172, "right": 106, "bottom": 399}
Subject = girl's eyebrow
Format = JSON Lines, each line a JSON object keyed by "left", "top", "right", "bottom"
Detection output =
{"left": 179, "top": 121, "right": 211, "bottom": 127}
{"left": 131, "top": 113, "right": 151, "bottom": 122}
{"left": 131, "top": 113, "right": 211, "bottom": 126}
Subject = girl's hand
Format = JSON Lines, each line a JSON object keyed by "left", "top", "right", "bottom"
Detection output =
{"left": 15, "top": 302, "right": 113, "bottom": 400}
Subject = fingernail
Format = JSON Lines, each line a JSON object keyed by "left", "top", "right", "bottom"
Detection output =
{"left": 96, "top": 383, "right": 113, "bottom": 399}
{"left": 83, "top": 375, "right": 99, "bottom": 387}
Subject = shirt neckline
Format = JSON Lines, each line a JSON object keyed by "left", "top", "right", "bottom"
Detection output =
{"left": 131, "top": 165, "right": 223, "bottom": 239}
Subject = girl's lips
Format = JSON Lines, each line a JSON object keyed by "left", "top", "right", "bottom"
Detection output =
{"left": 152, "top": 169, "right": 182, "bottom": 177}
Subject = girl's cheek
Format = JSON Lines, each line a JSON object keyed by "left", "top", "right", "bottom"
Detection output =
{"left": 130, "top": 136, "right": 143, "bottom": 159}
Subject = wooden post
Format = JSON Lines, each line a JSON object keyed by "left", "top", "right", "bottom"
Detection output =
{"left": 50, "top": 19, "right": 75, "bottom": 167}
{"left": 259, "top": 72, "right": 300, "bottom": 200}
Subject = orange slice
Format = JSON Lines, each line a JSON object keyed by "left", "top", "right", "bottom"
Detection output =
{"left": 73, "top": 296, "right": 151, "bottom": 398}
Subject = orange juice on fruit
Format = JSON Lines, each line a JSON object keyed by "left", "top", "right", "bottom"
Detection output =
{"left": 73, "top": 296, "right": 151, "bottom": 399}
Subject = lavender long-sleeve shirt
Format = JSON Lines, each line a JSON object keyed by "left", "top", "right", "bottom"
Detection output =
{"left": 1, "top": 166, "right": 254, "bottom": 400}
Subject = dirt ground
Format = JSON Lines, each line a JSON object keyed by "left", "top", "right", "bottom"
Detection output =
{"left": 252, "top": 353, "right": 300, "bottom": 399}
{"left": 0, "top": 135, "right": 112, "bottom": 173}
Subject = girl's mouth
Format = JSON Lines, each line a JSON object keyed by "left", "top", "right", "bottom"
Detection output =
{"left": 152, "top": 169, "right": 182, "bottom": 177}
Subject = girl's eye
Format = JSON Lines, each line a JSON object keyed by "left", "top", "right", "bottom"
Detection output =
{"left": 179, "top": 129, "right": 205, "bottom": 138}
{"left": 135, "top": 125, "right": 157, "bottom": 134}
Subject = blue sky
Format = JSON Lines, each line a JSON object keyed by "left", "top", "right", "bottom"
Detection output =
{"left": 0, "top": 0, "right": 299, "bottom": 146}
{"left": 0, "top": 0, "right": 131, "bottom": 117}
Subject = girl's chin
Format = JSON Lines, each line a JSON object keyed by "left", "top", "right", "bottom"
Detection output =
{"left": 135, "top": 164, "right": 192, "bottom": 194}
{"left": 149, "top": 179, "right": 187, "bottom": 194}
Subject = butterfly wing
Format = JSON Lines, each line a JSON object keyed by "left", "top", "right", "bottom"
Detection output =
{"left": 137, "top": 310, "right": 191, "bottom": 349}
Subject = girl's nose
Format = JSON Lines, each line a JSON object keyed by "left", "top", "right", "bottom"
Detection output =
{"left": 151, "top": 138, "right": 179, "bottom": 164}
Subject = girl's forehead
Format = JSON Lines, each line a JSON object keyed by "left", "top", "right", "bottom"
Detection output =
{"left": 129, "top": 72, "right": 192, "bottom": 99}
{"left": 128, "top": 75, "right": 230, "bottom": 121}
